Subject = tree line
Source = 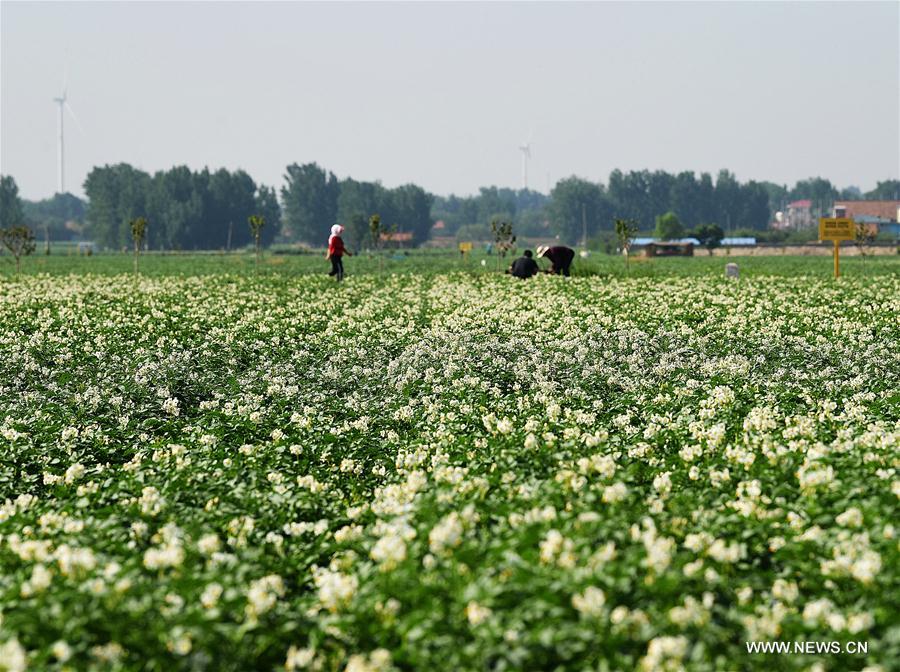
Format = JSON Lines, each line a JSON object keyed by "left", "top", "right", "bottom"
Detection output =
{"left": 435, "top": 172, "right": 900, "bottom": 246}
{"left": 83, "top": 164, "right": 280, "bottom": 250}
{"left": 281, "top": 163, "right": 434, "bottom": 247}
{"left": 2, "top": 168, "right": 897, "bottom": 251}
{"left": 432, "top": 188, "right": 550, "bottom": 239}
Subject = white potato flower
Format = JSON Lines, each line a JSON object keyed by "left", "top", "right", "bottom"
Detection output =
{"left": 572, "top": 586, "right": 605, "bottom": 617}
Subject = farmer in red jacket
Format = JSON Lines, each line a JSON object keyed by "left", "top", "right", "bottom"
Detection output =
{"left": 326, "top": 224, "right": 352, "bottom": 281}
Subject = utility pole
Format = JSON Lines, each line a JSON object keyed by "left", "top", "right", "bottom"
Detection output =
{"left": 581, "top": 203, "right": 588, "bottom": 248}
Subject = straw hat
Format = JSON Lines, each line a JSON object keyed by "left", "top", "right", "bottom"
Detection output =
{"left": 535, "top": 245, "right": 549, "bottom": 257}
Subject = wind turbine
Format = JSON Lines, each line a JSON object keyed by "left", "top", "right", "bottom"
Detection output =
{"left": 52, "top": 68, "right": 85, "bottom": 194}
{"left": 519, "top": 130, "right": 533, "bottom": 190}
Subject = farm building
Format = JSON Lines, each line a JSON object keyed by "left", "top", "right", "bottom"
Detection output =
{"left": 631, "top": 237, "right": 756, "bottom": 255}
{"left": 782, "top": 199, "right": 814, "bottom": 230}
{"left": 833, "top": 200, "right": 900, "bottom": 238}
{"left": 644, "top": 241, "right": 694, "bottom": 257}
{"left": 379, "top": 231, "right": 414, "bottom": 247}
{"left": 833, "top": 200, "right": 900, "bottom": 222}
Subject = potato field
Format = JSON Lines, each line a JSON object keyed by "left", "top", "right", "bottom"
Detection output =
{"left": 1, "top": 267, "right": 898, "bottom": 671}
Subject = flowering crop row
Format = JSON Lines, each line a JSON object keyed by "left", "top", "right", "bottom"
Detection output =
{"left": 0, "top": 272, "right": 897, "bottom": 671}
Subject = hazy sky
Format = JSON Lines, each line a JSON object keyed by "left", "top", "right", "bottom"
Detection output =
{"left": 2, "top": 1, "right": 898, "bottom": 200}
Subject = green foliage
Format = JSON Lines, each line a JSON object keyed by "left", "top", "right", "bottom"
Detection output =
{"left": 607, "top": 169, "right": 771, "bottom": 232}
{"left": 854, "top": 221, "right": 877, "bottom": 257}
{"left": 84, "top": 164, "right": 151, "bottom": 249}
{"left": 589, "top": 230, "right": 619, "bottom": 255}
{"left": 693, "top": 223, "right": 725, "bottom": 255}
{"left": 614, "top": 218, "right": 639, "bottom": 254}
{"left": 21, "top": 192, "right": 86, "bottom": 242}
{"left": 432, "top": 189, "right": 549, "bottom": 236}
{"left": 864, "top": 179, "right": 900, "bottom": 200}
{"left": 207, "top": 168, "right": 262, "bottom": 250}
{"left": 613, "top": 218, "right": 640, "bottom": 274}
{"left": 2, "top": 248, "right": 898, "bottom": 279}
{"left": 515, "top": 208, "right": 551, "bottom": 237}
{"left": 248, "top": 215, "right": 265, "bottom": 261}
{"left": 490, "top": 218, "right": 516, "bottom": 257}
{"left": 248, "top": 214, "right": 265, "bottom": 238}
{"left": 654, "top": 211, "right": 685, "bottom": 241}
{"left": 129, "top": 217, "right": 148, "bottom": 273}
{"left": 431, "top": 194, "right": 480, "bottom": 235}
{"left": 130, "top": 217, "right": 147, "bottom": 250}
{"left": 254, "top": 186, "right": 282, "bottom": 246}
{"left": 390, "top": 184, "right": 434, "bottom": 246}
{"left": 790, "top": 177, "right": 839, "bottom": 213}
{"left": 281, "top": 163, "right": 339, "bottom": 244}
{"left": 368, "top": 214, "right": 384, "bottom": 250}
{"left": 248, "top": 214, "right": 265, "bottom": 271}
{"left": 455, "top": 223, "right": 491, "bottom": 242}
{"left": 548, "top": 176, "right": 613, "bottom": 244}
{"left": 336, "top": 179, "right": 433, "bottom": 248}
{"left": 0, "top": 224, "right": 36, "bottom": 273}
{"left": 344, "top": 213, "right": 368, "bottom": 251}
{"left": 0, "top": 175, "right": 26, "bottom": 229}
{"left": 85, "top": 164, "right": 279, "bottom": 251}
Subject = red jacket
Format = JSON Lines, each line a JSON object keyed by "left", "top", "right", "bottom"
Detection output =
{"left": 328, "top": 235, "right": 346, "bottom": 257}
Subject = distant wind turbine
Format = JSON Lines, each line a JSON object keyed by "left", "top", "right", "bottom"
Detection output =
{"left": 53, "top": 67, "right": 85, "bottom": 194}
{"left": 519, "top": 130, "right": 533, "bottom": 190}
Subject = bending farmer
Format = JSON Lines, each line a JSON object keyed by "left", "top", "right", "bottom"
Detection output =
{"left": 508, "top": 249, "right": 540, "bottom": 279}
{"left": 536, "top": 245, "right": 575, "bottom": 276}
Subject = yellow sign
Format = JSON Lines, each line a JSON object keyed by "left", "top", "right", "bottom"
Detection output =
{"left": 458, "top": 242, "right": 473, "bottom": 253}
{"left": 818, "top": 218, "right": 855, "bottom": 241}
{"left": 818, "top": 218, "right": 855, "bottom": 279}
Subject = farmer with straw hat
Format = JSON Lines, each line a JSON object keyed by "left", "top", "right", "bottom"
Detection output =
{"left": 535, "top": 245, "right": 575, "bottom": 276}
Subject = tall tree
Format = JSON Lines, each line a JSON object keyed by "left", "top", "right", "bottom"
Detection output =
{"left": 476, "top": 187, "right": 517, "bottom": 224}
{"left": 757, "top": 181, "right": 789, "bottom": 222}
{"left": 693, "top": 223, "right": 724, "bottom": 255}
{"left": 549, "top": 176, "right": 612, "bottom": 244}
{"left": 0, "top": 225, "right": 35, "bottom": 274}
{"left": 714, "top": 169, "right": 742, "bottom": 234}
{"left": 254, "top": 185, "right": 281, "bottom": 248}
{"left": 345, "top": 213, "right": 368, "bottom": 252}
{"left": 337, "top": 179, "right": 382, "bottom": 248}
{"left": 654, "top": 211, "right": 684, "bottom": 240}
{"left": 390, "top": 184, "right": 434, "bottom": 245}
{"left": 205, "top": 169, "right": 258, "bottom": 249}
{"left": 22, "top": 193, "right": 87, "bottom": 242}
{"left": 0, "top": 176, "right": 25, "bottom": 229}
{"left": 865, "top": 180, "right": 900, "bottom": 200}
{"left": 432, "top": 194, "right": 477, "bottom": 234}
{"left": 736, "top": 181, "right": 772, "bottom": 230}
{"left": 789, "top": 177, "right": 839, "bottom": 218}
{"left": 149, "top": 166, "right": 202, "bottom": 250}
{"left": 608, "top": 169, "right": 643, "bottom": 224}
{"left": 647, "top": 171, "right": 675, "bottom": 225}
{"left": 84, "top": 164, "right": 152, "bottom": 249}
{"left": 695, "top": 172, "right": 716, "bottom": 226}
{"left": 281, "top": 163, "right": 339, "bottom": 243}
{"left": 669, "top": 172, "right": 700, "bottom": 228}
{"left": 514, "top": 188, "right": 549, "bottom": 213}
{"left": 839, "top": 186, "right": 863, "bottom": 200}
